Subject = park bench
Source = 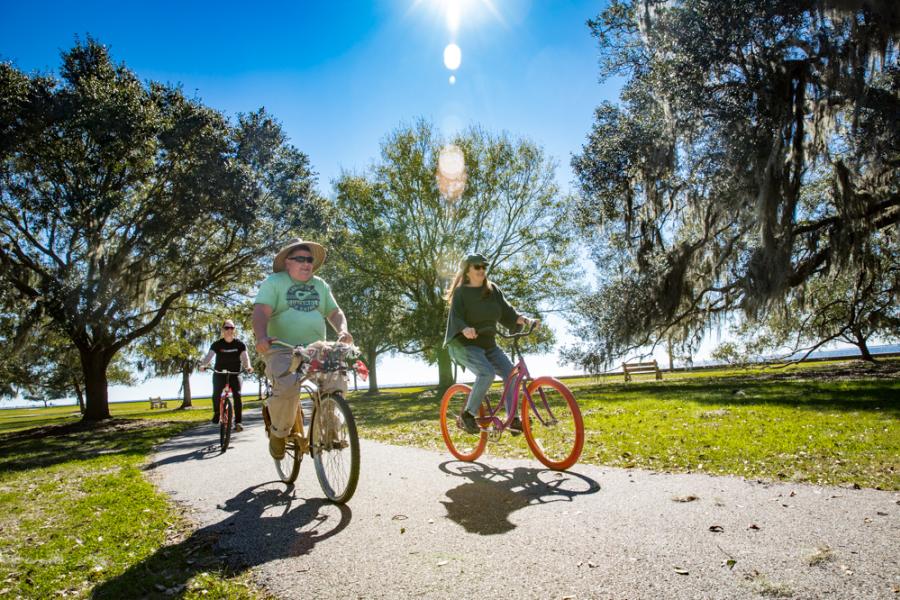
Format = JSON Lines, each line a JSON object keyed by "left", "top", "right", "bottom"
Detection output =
{"left": 622, "top": 360, "right": 663, "bottom": 382}
{"left": 149, "top": 397, "right": 167, "bottom": 409}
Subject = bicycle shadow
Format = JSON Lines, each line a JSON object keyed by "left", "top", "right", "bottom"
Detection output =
{"left": 91, "top": 482, "right": 352, "bottom": 598}
{"left": 145, "top": 413, "right": 267, "bottom": 470}
{"left": 438, "top": 461, "right": 601, "bottom": 535}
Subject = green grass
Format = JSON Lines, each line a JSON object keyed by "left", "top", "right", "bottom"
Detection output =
{"left": 349, "top": 360, "right": 900, "bottom": 490}
{"left": 0, "top": 399, "right": 270, "bottom": 599}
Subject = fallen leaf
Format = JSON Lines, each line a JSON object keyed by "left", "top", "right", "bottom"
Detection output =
{"left": 722, "top": 559, "right": 737, "bottom": 570}
{"left": 400, "top": 527, "right": 406, "bottom": 534}
{"left": 709, "top": 525, "right": 724, "bottom": 533}
{"left": 747, "top": 524, "right": 760, "bottom": 530}
{"left": 392, "top": 514, "right": 408, "bottom": 521}
{"left": 672, "top": 495, "right": 699, "bottom": 503}
{"left": 673, "top": 566, "right": 689, "bottom": 575}
{"left": 876, "top": 511, "right": 888, "bottom": 516}
{"left": 437, "top": 560, "right": 449, "bottom": 567}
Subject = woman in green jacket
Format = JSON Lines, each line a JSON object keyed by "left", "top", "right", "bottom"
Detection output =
{"left": 443, "top": 253, "right": 537, "bottom": 434}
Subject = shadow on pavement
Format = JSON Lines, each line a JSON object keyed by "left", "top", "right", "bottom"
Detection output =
{"left": 144, "top": 412, "right": 268, "bottom": 470}
{"left": 438, "top": 461, "right": 601, "bottom": 535}
{"left": 91, "top": 482, "right": 352, "bottom": 598}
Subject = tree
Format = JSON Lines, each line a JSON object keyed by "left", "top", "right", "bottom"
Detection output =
{"left": 334, "top": 120, "right": 578, "bottom": 388}
{"left": 568, "top": 0, "right": 900, "bottom": 369}
{"left": 0, "top": 40, "right": 324, "bottom": 420}
{"left": 1, "top": 298, "right": 134, "bottom": 410}
{"left": 322, "top": 231, "right": 403, "bottom": 394}
{"left": 137, "top": 299, "right": 223, "bottom": 408}
{"left": 716, "top": 231, "right": 900, "bottom": 363}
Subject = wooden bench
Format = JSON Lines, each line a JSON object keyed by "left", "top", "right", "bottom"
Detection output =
{"left": 622, "top": 360, "right": 662, "bottom": 382}
{"left": 149, "top": 397, "right": 167, "bottom": 409}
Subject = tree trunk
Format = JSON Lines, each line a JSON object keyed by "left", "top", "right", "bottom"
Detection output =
{"left": 73, "top": 378, "right": 85, "bottom": 414}
{"left": 853, "top": 330, "right": 876, "bottom": 362}
{"left": 365, "top": 347, "right": 379, "bottom": 395}
{"left": 80, "top": 348, "right": 111, "bottom": 421}
{"left": 667, "top": 338, "right": 674, "bottom": 371}
{"left": 437, "top": 346, "right": 454, "bottom": 389}
{"left": 180, "top": 361, "right": 193, "bottom": 408}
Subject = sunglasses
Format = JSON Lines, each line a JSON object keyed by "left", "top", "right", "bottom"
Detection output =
{"left": 286, "top": 255, "right": 315, "bottom": 264}
{"left": 471, "top": 264, "right": 486, "bottom": 271}
{"left": 223, "top": 325, "right": 235, "bottom": 330}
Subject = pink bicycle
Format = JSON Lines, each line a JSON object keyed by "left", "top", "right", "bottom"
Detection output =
{"left": 439, "top": 322, "right": 585, "bottom": 471}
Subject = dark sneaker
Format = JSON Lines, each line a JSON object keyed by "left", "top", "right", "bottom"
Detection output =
{"left": 460, "top": 411, "right": 480, "bottom": 435}
{"left": 509, "top": 416, "right": 523, "bottom": 436}
{"left": 211, "top": 415, "right": 219, "bottom": 424}
{"left": 234, "top": 423, "right": 243, "bottom": 432}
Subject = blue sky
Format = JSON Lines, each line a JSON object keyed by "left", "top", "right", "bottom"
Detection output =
{"left": 1, "top": 0, "right": 615, "bottom": 191}
{"left": 1, "top": 0, "right": 618, "bottom": 401}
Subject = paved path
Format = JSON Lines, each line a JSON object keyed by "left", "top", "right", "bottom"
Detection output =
{"left": 149, "top": 409, "right": 899, "bottom": 599}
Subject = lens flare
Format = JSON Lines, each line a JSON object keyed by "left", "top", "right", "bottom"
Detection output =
{"left": 449, "top": 75, "right": 456, "bottom": 85}
{"left": 437, "top": 144, "right": 466, "bottom": 201}
{"left": 443, "top": 44, "right": 461, "bottom": 70}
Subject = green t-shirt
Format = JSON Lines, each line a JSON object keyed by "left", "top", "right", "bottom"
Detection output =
{"left": 254, "top": 273, "right": 339, "bottom": 346}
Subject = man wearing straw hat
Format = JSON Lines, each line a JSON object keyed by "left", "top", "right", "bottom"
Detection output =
{"left": 252, "top": 239, "right": 353, "bottom": 459}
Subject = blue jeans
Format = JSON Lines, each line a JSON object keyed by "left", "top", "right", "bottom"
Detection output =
{"left": 454, "top": 344, "right": 514, "bottom": 415}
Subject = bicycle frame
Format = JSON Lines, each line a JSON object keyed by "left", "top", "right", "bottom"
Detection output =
{"left": 475, "top": 322, "right": 558, "bottom": 435}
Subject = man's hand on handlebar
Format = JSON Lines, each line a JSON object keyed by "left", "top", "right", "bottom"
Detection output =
{"left": 255, "top": 337, "right": 277, "bottom": 354}
{"left": 337, "top": 331, "right": 354, "bottom": 344}
{"left": 462, "top": 327, "right": 478, "bottom": 339}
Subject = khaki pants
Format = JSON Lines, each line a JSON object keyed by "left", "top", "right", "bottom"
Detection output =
{"left": 263, "top": 347, "right": 303, "bottom": 439}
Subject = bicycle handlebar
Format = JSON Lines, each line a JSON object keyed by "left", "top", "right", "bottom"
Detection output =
{"left": 477, "top": 319, "right": 540, "bottom": 340}
{"left": 201, "top": 367, "right": 246, "bottom": 375}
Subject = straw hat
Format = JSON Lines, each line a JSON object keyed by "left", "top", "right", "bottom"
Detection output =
{"left": 272, "top": 239, "right": 327, "bottom": 273}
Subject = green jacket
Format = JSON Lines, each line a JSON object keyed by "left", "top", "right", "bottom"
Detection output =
{"left": 443, "top": 283, "right": 521, "bottom": 362}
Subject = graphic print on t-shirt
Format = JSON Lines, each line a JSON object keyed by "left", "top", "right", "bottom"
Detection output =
{"left": 286, "top": 283, "right": 320, "bottom": 312}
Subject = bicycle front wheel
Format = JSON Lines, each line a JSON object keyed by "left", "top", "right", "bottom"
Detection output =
{"left": 274, "top": 403, "right": 304, "bottom": 483}
{"left": 219, "top": 398, "right": 232, "bottom": 453}
{"left": 312, "top": 393, "right": 360, "bottom": 503}
{"left": 439, "top": 384, "right": 487, "bottom": 462}
{"left": 522, "top": 377, "right": 584, "bottom": 471}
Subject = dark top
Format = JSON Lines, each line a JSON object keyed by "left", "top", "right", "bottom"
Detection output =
{"left": 444, "top": 283, "right": 521, "bottom": 350}
{"left": 210, "top": 338, "right": 246, "bottom": 372}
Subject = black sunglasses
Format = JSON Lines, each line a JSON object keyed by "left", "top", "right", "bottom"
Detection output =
{"left": 471, "top": 264, "right": 486, "bottom": 270}
{"left": 223, "top": 325, "right": 235, "bottom": 330}
{"left": 286, "top": 255, "right": 315, "bottom": 264}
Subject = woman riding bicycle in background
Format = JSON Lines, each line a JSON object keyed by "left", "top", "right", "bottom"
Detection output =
{"left": 199, "top": 319, "right": 253, "bottom": 431}
{"left": 443, "top": 253, "right": 538, "bottom": 435}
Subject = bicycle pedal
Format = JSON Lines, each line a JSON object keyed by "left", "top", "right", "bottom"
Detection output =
{"left": 488, "top": 429, "right": 502, "bottom": 442}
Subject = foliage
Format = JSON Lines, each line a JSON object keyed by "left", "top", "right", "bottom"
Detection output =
{"left": 716, "top": 230, "right": 900, "bottom": 362}
{"left": 320, "top": 230, "right": 404, "bottom": 393}
{"left": 0, "top": 39, "right": 325, "bottom": 419}
{"left": 334, "top": 119, "right": 579, "bottom": 387}
{"left": 568, "top": 0, "right": 900, "bottom": 369}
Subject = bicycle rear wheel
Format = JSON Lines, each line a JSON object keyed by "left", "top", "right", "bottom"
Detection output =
{"left": 439, "top": 384, "right": 487, "bottom": 462}
{"left": 312, "top": 393, "right": 359, "bottom": 503}
{"left": 219, "top": 397, "right": 232, "bottom": 453}
{"left": 522, "top": 377, "right": 584, "bottom": 471}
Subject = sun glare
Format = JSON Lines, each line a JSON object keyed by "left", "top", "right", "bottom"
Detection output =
{"left": 443, "top": 43, "right": 462, "bottom": 70}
